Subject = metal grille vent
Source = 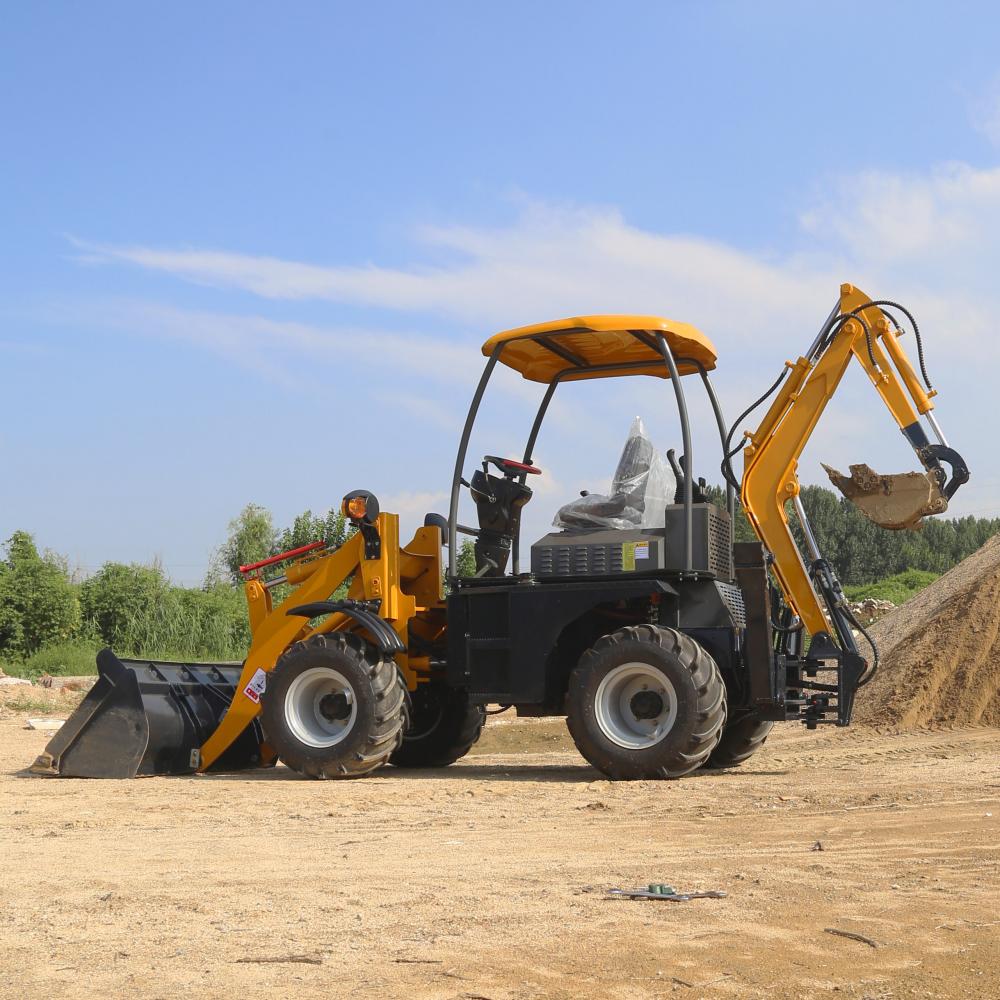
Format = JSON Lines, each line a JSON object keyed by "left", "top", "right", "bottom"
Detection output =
{"left": 707, "top": 508, "right": 733, "bottom": 579}
{"left": 715, "top": 582, "right": 747, "bottom": 628}
{"left": 533, "top": 542, "right": 627, "bottom": 577}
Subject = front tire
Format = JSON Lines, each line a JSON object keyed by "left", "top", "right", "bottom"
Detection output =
{"left": 390, "top": 683, "right": 485, "bottom": 768}
{"left": 261, "top": 633, "right": 406, "bottom": 779}
{"left": 566, "top": 625, "right": 726, "bottom": 780}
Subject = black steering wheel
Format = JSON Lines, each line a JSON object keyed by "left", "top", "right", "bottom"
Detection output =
{"left": 484, "top": 455, "right": 542, "bottom": 478}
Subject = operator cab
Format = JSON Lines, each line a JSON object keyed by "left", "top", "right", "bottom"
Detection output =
{"left": 448, "top": 315, "right": 732, "bottom": 585}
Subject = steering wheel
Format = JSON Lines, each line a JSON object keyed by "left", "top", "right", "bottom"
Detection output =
{"left": 483, "top": 455, "right": 542, "bottom": 477}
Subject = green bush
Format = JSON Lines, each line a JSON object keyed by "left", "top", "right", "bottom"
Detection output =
{"left": 76, "top": 562, "right": 248, "bottom": 660}
{"left": 844, "top": 569, "right": 938, "bottom": 606}
{"left": 79, "top": 561, "right": 171, "bottom": 650}
{"left": 6, "top": 639, "right": 102, "bottom": 680}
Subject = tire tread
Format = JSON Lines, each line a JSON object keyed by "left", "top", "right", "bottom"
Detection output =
{"left": 567, "top": 625, "right": 726, "bottom": 780}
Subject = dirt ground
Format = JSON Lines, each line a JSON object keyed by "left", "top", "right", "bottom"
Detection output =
{"left": 1, "top": 711, "right": 997, "bottom": 1000}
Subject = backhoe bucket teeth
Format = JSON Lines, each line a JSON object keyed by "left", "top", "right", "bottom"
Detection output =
{"left": 30, "top": 649, "right": 265, "bottom": 778}
{"left": 822, "top": 463, "right": 948, "bottom": 531}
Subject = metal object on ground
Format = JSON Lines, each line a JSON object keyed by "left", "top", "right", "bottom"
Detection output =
{"left": 609, "top": 886, "right": 728, "bottom": 901}
{"left": 823, "top": 463, "right": 947, "bottom": 530}
{"left": 30, "top": 649, "right": 265, "bottom": 778}
{"left": 25, "top": 719, "right": 65, "bottom": 731}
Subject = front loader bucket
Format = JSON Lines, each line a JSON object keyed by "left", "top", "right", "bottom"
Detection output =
{"left": 30, "top": 649, "right": 265, "bottom": 778}
{"left": 823, "top": 463, "right": 948, "bottom": 530}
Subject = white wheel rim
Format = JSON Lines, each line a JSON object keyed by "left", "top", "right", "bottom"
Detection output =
{"left": 284, "top": 667, "right": 357, "bottom": 749}
{"left": 594, "top": 662, "right": 678, "bottom": 750}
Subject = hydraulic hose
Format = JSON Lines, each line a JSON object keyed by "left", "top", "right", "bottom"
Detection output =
{"left": 721, "top": 312, "right": 877, "bottom": 492}
{"left": 841, "top": 603, "right": 880, "bottom": 688}
{"left": 720, "top": 366, "right": 791, "bottom": 491}
{"left": 862, "top": 298, "right": 934, "bottom": 392}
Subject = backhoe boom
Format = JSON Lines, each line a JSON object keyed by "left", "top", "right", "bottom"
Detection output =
{"left": 740, "top": 283, "right": 968, "bottom": 682}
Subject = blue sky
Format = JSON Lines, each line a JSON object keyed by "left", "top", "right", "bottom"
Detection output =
{"left": 3, "top": 1, "right": 1000, "bottom": 583}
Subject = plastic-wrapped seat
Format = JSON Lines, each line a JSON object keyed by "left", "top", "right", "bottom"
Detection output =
{"left": 553, "top": 417, "right": 674, "bottom": 532}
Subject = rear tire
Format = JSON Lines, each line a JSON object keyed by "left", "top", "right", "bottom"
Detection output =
{"left": 390, "top": 683, "right": 485, "bottom": 768}
{"left": 566, "top": 625, "right": 726, "bottom": 780}
{"left": 261, "top": 633, "right": 406, "bottom": 779}
{"left": 705, "top": 711, "right": 773, "bottom": 769}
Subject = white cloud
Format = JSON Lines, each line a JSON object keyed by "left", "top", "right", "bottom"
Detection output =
{"left": 379, "top": 490, "right": 449, "bottom": 539}
{"left": 69, "top": 205, "right": 830, "bottom": 339}
{"left": 66, "top": 162, "right": 1000, "bottom": 518}
{"left": 800, "top": 162, "right": 1000, "bottom": 265}
{"left": 71, "top": 299, "right": 484, "bottom": 389}
{"left": 71, "top": 178, "right": 1000, "bottom": 375}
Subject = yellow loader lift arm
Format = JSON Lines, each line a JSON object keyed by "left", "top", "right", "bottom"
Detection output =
{"left": 739, "top": 283, "right": 969, "bottom": 642}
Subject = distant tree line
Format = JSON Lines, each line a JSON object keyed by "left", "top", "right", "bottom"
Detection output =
{"left": 710, "top": 483, "right": 1000, "bottom": 585}
{"left": 0, "top": 505, "right": 361, "bottom": 675}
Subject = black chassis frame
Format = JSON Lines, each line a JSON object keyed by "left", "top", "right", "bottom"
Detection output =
{"left": 446, "top": 565, "right": 776, "bottom": 717}
{"left": 441, "top": 320, "right": 853, "bottom": 725}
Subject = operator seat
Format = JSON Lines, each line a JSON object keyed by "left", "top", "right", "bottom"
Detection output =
{"left": 554, "top": 429, "right": 659, "bottom": 531}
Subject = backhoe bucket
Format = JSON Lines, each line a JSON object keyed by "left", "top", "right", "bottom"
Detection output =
{"left": 30, "top": 649, "right": 265, "bottom": 778}
{"left": 823, "top": 463, "right": 948, "bottom": 531}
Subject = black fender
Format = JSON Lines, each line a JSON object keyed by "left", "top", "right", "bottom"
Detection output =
{"left": 285, "top": 600, "right": 406, "bottom": 655}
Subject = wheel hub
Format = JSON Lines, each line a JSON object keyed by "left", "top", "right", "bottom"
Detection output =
{"left": 319, "top": 691, "right": 352, "bottom": 722}
{"left": 629, "top": 690, "right": 664, "bottom": 720}
{"left": 594, "top": 662, "right": 678, "bottom": 750}
{"left": 284, "top": 667, "right": 357, "bottom": 749}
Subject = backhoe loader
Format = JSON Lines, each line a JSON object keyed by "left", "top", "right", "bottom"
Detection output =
{"left": 33, "top": 284, "right": 969, "bottom": 781}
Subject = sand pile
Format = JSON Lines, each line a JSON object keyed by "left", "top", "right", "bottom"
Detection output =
{"left": 855, "top": 533, "right": 1000, "bottom": 729}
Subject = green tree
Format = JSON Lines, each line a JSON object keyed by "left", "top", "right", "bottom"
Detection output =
{"left": 211, "top": 503, "right": 276, "bottom": 585}
{"left": 275, "top": 508, "right": 353, "bottom": 554}
{"left": 708, "top": 483, "right": 1000, "bottom": 587}
{"left": 0, "top": 531, "right": 80, "bottom": 657}
{"left": 456, "top": 539, "right": 477, "bottom": 577}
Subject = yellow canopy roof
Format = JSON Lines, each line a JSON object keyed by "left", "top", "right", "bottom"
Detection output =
{"left": 480, "top": 314, "right": 717, "bottom": 384}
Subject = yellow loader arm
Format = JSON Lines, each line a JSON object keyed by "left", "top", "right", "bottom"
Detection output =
{"left": 198, "top": 507, "right": 446, "bottom": 771}
{"left": 740, "top": 283, "right": 969, "bottom": 639}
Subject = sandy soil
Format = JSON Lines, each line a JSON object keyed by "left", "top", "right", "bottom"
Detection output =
{"left": 858, "top": 535, "right": 1000, "bottom": 730}
{"left": 2, "top": 710, "right": 998, "bottom": 1000}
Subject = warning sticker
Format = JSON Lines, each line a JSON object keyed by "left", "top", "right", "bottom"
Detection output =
{"left": 622, "top": 541, "right": 650, "bottom": 571}
{"left": 622, "top": 542, "right": 636, "bottom": 571}
{"left": 243, "top": 668, "right": 267, "bottom": 704}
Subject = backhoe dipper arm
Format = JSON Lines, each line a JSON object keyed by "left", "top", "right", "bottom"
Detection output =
{"left": 740, "top": 283, "right": 967, "bottom": 642}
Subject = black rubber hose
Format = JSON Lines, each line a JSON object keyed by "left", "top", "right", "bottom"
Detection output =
{"left": 819, "top": 309, "right": 877, "bottom": 370}
{"left": 721, "top": 312, "right": 868, "bottom": 491}
{"left": 842, "top": 604, "right": 880, "bottom": 688}
{"left": 771, "top": 618, "right": 804, "bottom": 634}
{"left": 862, "top": 298, "right": 934, "bottom": 392}
{"left": 720, "top": 366, "right": 791, "bottom": 491}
